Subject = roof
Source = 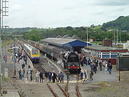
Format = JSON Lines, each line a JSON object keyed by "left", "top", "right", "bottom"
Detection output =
{"left": 24, "top": 44, "right": 36, "bottom": 51}
{"left": 42, "top": 38, "right": 77, "bottom": 45}
{"left": 41, "top": 38, "right": 92, "bottom": 48}
{"left": 64, "top": 40, "right": 91, "bottom": 47}
{"left": 86, "top": 45, "right": 128, "bottom": 52}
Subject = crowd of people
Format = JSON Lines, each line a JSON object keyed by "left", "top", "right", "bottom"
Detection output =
{"left": 35, "top": 71, "right": 64, "bottom": 83}
{"left": 17, "top": 54, "right": 113, "bottom": 83}
{"left": 80, "top": 56, "right": 113, "bottom": 80}
{"left": 18, "top": 65, "right": 33, "bottom": 81}
{"left": 18, "top": 68, "right": 65, "bottom": 83}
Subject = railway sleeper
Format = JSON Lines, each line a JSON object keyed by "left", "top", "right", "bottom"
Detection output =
{"left": 57, "top": 83, "right": 69, "bottom": 97}
{"left": 47, "top": 84, "right": 59, "bottom": 97}
{"left": 75, "top": 85, "right": 82, "bottom": 97}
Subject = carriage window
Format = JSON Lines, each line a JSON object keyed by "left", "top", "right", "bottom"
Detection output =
{"left": 32, "top": 49, "right": 38, "bottom": 54}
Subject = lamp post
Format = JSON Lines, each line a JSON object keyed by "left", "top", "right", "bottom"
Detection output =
{"left": 0, "top": 39, "right": 3, "bottom": 96}
{"left": 65, "top": 71, "right": 69, "bottom": 96}
{"left": 118, "top": 54, "right": 120, "bottom": 81}
{"left": 119, "top": 65, "right": 120, "bottom": 81}
{"left": 13, "top": 45, "right": 16, "bottom": 78}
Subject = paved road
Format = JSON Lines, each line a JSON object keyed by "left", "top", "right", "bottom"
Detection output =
{"left": 2, "top": 90, "right": 20, "bottom": 97}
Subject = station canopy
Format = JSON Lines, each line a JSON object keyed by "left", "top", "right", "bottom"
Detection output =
{"left": 41, "top": 38, "right": 92, "bottom": 48}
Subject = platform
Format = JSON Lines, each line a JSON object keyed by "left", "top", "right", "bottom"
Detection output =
{"left": 1, "top": 91, "right": 20, "bottom": 97}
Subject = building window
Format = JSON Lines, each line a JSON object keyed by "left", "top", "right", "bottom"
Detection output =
{"left": 102, "top": 55, "right": 110, "bottom": 58}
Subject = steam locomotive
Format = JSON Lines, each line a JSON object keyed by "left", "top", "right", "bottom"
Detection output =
{"left": 63, "top": 52, "right": 81, "bottom": 73}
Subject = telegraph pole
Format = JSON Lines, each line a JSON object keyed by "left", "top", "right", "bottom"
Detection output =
{"left": 0, "top": 0, "right": 9, "bottom": 95}
{"left": 117, "top": 29, "right": 119, "bottom": 44}
{"left": 120, "top": 30, "right": 121, "bottom": 43}
{"left": 0, "top": 0, "right": 3, "bottom": 95}
{"left": 87, "top": 27, "right": 88, "bottom": 47}
{"left": 114, "top": 30, "right": 116, "bottom": 45}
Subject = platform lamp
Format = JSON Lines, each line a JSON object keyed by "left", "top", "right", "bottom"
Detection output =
{"left": 13, "top": 45, "right": 17, "bottom": 78}
{"left": 118, "top": 53, "right": 120, "bottom": 81}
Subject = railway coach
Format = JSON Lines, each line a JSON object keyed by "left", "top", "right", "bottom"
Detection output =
{"left": 23, "top": 44, "right": 40, "bottom": 63}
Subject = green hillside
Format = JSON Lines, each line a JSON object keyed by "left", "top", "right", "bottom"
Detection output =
{"left": 102, "top": 16, "right": 129, "bottom": 31}
{"left": 3, "top": 15, "right": 129, "bottom": 41}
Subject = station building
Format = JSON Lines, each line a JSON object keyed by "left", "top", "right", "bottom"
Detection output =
{"left": 85, "top": 45, "right": 128, "bottom": 65}
{"left": 41, "top": 38, "right": 92, "bottom": 52}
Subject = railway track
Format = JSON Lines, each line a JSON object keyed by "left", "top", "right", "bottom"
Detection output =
{"left": 33, "top": 63, "right": 46, "bottom": 73}
{"left": 47, "top": 75, "right": 82, "bottom": 97}
{"left": 76, "top": 84, "right": 82, "bottom": 97}
{"left": 33, "top": 55, "right": 61, "bottom": 74}
{"left": 47, "top": 83, "right": 67, "bottom": 97}
{"left": 35, "top": 55, "right": 82, "bottom": 97}
{"left": 75, "top": 75, "right": 82, "bottom": 97}
{"left": 47, "top": 84, "right": 59, "bottom": 97}
{"left": 33, "top": 57, "right": 47, "bottom": 73}
{"left": 57, "top": 83, "right": 69, "bottom": 97}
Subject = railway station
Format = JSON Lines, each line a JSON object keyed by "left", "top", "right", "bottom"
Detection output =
{"left": 1, "top": 0, "right": 129, "bottom": 97}
{"left": 0, "top": 39, "right": 121, "bottom": 97}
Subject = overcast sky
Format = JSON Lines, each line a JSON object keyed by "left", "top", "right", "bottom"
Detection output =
{"left": 5, "top": 0, "right": 129, "bottom": 28}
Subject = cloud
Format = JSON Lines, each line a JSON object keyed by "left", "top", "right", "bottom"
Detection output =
{"left": 95, "top": 0, "right": 129, "bottom": 6}
{"left": 3, "top": 0, "right": 129, "bottom": 28}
